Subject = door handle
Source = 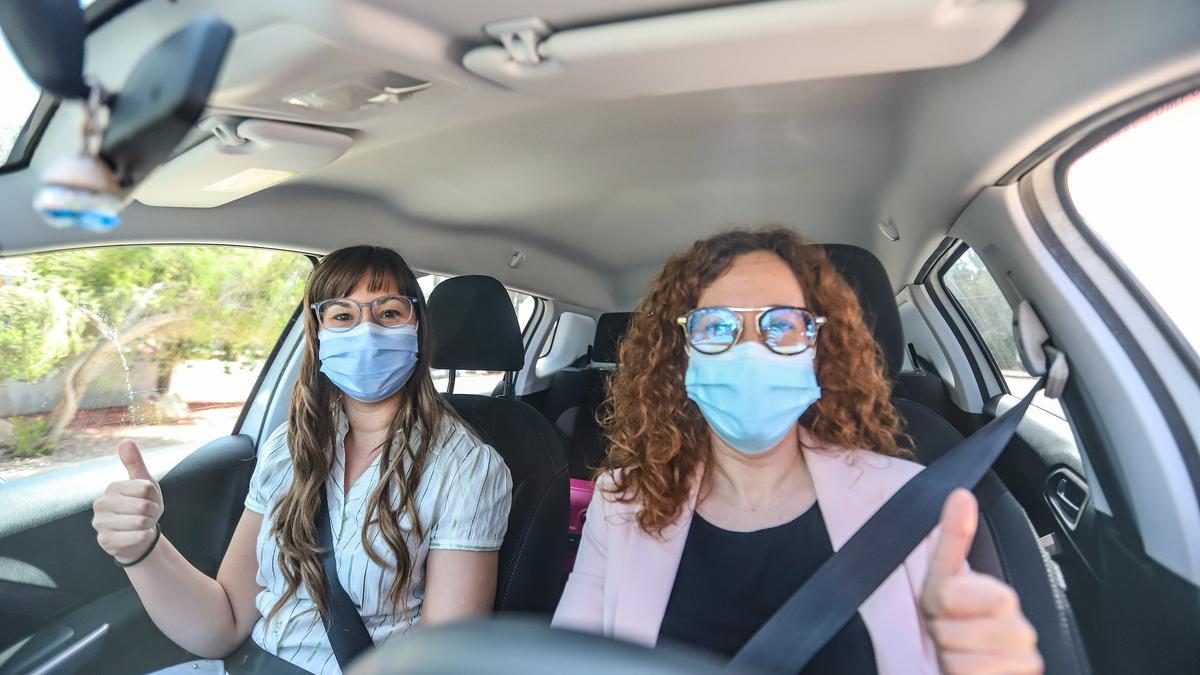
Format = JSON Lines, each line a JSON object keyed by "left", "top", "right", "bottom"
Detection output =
{"left": 1055, "top": 477, "right": 1081, "bottom": 515}
{"left": 1045, "top": 468, "right": 1088, "bottom": 530}
{"left": 2, "top": 623, "right": 108, "bottom": 675}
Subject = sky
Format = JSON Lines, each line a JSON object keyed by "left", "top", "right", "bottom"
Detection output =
{"left": 1067, "top": 93, "right": 1200, "bottom": 358}
{"left": 0, "top": 1, "right": 100, "bottom": 162}
{"left": 0, "top": 29, "right": 41, "bottom": 164}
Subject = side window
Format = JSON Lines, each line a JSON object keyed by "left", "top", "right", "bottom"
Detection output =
{"left": 942, "top": 247, "right": 1065, "bottom": 417}
{"left": 534, "top": 311, "right": 597, "bottom": 378}
{"left": 417, "top": 274, "right": 539, "bottom": 394}
{"left": 0, "top": 245, "right": 312, "bottom": 482}
{"left": 1064, "top": 90, "right": 1199, "bottom": 357}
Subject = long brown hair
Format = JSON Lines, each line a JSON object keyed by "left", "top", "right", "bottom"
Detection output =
{"left": 269, "top": 246, "right": 463, "bottom": 620}
{"left": 601, "top": 227, "right": 909, "bottom": 536}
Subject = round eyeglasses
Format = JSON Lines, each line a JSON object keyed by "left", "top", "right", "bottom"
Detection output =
{"left": 677, "top": 306, "right": 826, "bottom": 355}
{"left": 311, "top": 295, "right": 418, "bottom": 332}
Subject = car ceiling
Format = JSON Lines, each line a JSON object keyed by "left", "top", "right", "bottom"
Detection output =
{"left": 1, "top": 0, "right": 1199, "bottom": 310}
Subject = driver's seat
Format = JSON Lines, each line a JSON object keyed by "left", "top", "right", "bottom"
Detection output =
{"left": 427, "top": 275, "right": 569, "bottom": 615}
{"left": 822, "top": 244, "right": 1091, "bottom": 675}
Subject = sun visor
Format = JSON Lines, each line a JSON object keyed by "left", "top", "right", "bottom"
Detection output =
{"left": 133, "top": 119, "right": 352, "bottom": 208}
{"left": 463, "top": 0, "right": 1025, "bottom": 99}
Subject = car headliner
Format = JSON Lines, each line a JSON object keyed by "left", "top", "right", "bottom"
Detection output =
{"left": 1, "top": 0, "right": 1198, "bottom": 310}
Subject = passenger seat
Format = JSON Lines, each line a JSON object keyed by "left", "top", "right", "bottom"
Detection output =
{"left": 427, "top": 275, "right": 569, "bottom": 614}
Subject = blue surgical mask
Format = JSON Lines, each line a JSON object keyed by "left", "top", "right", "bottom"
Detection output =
{"left": 684, "top": 342, "right": 822, "bottom": 454}
{"left": 318, "top": 322, "right": 419, "bottom": 403}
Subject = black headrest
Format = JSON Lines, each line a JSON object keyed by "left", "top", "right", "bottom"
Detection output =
{"left": 821, "top": 245, "right": 904, "bottom": 380}
{"left": 428, "top": 275, "right": 524, "bottom": 372}
{"left": 591, "top": 312, "right": 632, "bottom": 365}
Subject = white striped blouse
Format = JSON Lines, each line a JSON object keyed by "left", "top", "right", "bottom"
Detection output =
{"left": 243, "top": 411, "right": 513, "bottom": 675}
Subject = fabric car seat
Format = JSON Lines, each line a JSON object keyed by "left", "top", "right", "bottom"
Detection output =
{"left": 822, "top": 244, "right": 1091, "bottom": 675}
{"left": 427, "top": 275, "right": 569, "bottom": 614}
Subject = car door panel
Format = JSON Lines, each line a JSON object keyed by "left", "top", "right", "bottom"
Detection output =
{"left": 987, "top": 394, "right": 1088, "bottom": 536}
{"left": 0, "top": 434, "right": 256, "bottom": 674}
{"left": 0, "top": 581, "right": 79, "bottom": 642}
{"left": 980, "top": 398, "right": 1119, "bottom": 669}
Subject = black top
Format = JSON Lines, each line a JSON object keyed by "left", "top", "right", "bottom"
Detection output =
{"left": 658, "top": 503, "right": 878, "bottom": 674}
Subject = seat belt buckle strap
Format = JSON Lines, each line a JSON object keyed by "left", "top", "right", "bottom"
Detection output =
{"left": 316, "top": 488, "right": 375, "bottom": 670}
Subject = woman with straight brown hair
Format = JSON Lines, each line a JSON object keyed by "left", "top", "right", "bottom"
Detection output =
{"left": 554, "top": 228, "right": 1042, "bottom": 674}
{"left": 92, "top": 245, "right": 512, "bottom": 674}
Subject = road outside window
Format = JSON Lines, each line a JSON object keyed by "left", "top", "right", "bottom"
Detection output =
{"left": 0, "top": 246, "right": 311, "bottom": 482}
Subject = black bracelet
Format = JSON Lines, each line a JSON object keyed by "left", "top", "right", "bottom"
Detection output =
{"left": 113, "top": 522, "right": 162, "bottom": 568}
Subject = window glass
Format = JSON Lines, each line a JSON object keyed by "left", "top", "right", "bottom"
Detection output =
{"left": 943, "top": 248, "right": 1064, "bottom": 417}
{"left": 1065, "top": 90, "right": 1200, "bottom": 357}
{"left": 416, "top": 274, "right": 539, "bottom": 394}
{"left": 1, "top": 1, "right": 110, "bottom": 165}
{"left": 0, "top": 29, "right": 41, "bottom": 165}
{"left": 0, "top": 246, "right": 312, "bottom": 482}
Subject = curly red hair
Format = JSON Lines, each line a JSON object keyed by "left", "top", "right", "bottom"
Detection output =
{"left": 600, "top": 227, "right": 910, "bottom": 536}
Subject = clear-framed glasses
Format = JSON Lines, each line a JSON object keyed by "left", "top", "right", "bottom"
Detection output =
{"left": 311, "top": 295, "right": 418, "bottom": 332}
{"left": 676, "top": 306, "right": 826, "bottom": 355}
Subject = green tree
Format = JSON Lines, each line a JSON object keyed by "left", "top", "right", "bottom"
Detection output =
{"left": 2, "top": 246, "right": 310, "bottom": 447}
{"left": 0, "top": 284, "right": 72, "bottom": 382}
{"left": 943, "top": 250, "right": 1023, "bottom": 372}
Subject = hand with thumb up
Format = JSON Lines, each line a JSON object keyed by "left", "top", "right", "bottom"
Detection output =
{"left": 92, "top": 440, "right": 164, "bottom": 565}
{"left": 921, "top": 489, "right": 1043, "bottom": 674}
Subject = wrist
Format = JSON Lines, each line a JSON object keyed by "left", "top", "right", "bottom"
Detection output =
{"left": 114, "top": 522, "right": 162, "bottom": 568}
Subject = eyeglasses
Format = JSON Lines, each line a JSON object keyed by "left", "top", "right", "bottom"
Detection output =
{"left": 676, "top": 306, "right": 826, "bottom": 355}
{"left": 311, "top": 295, "right": 418, "bottom": 332}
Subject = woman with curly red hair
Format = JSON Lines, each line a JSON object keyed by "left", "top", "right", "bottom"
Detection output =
{"left": 553, "top": 228, "right": 1042, "bottom": 674}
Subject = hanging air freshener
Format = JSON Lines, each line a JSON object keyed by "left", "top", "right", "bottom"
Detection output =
{"left": 33, "top": 82, "right": 124, "bottom": 232}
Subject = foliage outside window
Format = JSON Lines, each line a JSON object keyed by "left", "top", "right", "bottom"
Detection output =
{"left": 943, "top": 248, "right": 1064, "bottom": 417}
{"left": 943, "top": 249, "right": 1022, "bottom": 371}
{"left": 0, "top": 246, "right": 311, "bottom": 481}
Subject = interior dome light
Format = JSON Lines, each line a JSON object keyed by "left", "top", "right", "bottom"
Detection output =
{"left": 283, "top": 71, "right": 432, "bottom": 112}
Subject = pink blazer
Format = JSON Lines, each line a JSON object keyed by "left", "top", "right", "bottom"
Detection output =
{"left": 553, "top": 435, "right": 951, "bottom": 675}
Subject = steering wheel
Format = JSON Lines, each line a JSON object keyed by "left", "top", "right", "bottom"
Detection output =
{"left": 346, "top": 617, "right": 752, "bottom": 675}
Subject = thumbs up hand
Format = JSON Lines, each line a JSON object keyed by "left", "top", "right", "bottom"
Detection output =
{"left": 921, "top": 489, "right": 1043, "bottom": 674}
{"left": 92, "top": 440, "right": 164, "bottom": 564}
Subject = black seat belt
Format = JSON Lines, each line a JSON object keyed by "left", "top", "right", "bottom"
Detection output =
{"left": 316, "top": 488, "right": 375, "bottom": 670}
{"left": 729, "top": 377, "right": 1046, "bottom": 673}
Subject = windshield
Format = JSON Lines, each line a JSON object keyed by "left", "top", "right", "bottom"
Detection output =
{"left": 0, "top": 0, "right": 105, "bottom": 166}
{"left": 0, "top": 29, "right": 41, "bottom": 165}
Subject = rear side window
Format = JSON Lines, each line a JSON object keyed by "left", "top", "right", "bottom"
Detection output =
{"left": 942, "top": 247, "right": 1065, "bottom": 417}
{"left": 1064, "top": 90, "right": 1200, "bottom": 358}
{"left": 0, "top": 246, "right": 311, "bottom": 482}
